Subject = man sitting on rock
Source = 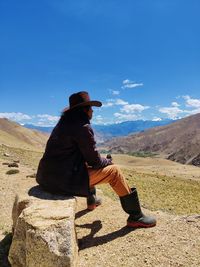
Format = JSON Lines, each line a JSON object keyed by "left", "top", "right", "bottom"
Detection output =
{"left": 36, "top": 91, "right": 156, "bottom": 228}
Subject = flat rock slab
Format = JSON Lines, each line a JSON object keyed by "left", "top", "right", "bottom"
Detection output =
{"left": 9, "top": 185, "right": 78, "bottom": 267}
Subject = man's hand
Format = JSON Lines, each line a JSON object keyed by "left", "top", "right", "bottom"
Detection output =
{"left": 106, "top": 154, "right": 112, "bottom": 161}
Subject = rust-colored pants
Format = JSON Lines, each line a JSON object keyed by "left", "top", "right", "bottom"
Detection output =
{"left": 88, "top": 164, "right": 131, "bottom": 197}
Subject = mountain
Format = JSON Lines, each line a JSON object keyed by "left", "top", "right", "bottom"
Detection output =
{"left": 24, "top": 119, "right": 173, "bottom": 143}
{"left": 93, "top": 119, "right": 173, "bottom": 141}
{"left": 0, "top": 118, "right": 48, "bottom": 150}
{"left": 102, "top": 113, "right": 200, "bottom": 166}
{"left": 24, "top": 124, "right": 53, "bottom": 133}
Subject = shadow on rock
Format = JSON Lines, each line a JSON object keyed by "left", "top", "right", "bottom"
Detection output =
{"left": 76, "top": 220, "right": 133, "bottom": 250}
{"left": 0, "top": 233, "right": 12, "bottom": 267}
{"left": 28, "top": 185, "right": 75, "bottom": 201}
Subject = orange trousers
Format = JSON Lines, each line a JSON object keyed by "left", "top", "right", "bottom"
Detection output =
{"left": 88, "top": 164, "right": 131, "bottom": 197}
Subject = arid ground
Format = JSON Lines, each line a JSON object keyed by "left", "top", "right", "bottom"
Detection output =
{"left": 0, "top": 151, "right": 200, "bottom": 267}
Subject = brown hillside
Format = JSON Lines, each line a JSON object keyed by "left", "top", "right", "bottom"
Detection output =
{"left": 0, "top": 118, "right": 48, "bottom": 150}
{"left": 104, "top": 113, "right": 200, "bottom": 166}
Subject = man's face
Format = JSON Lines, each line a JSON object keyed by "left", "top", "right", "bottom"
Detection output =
{"left": 83, "top": 106, "right": 93, "bottom": 120}
{"left": 87, "top": 107, "right": 93, "bottom": 120}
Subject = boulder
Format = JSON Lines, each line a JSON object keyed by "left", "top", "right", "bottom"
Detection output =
{"left": 9, "top": 186, "right": 78, "bottom": 267}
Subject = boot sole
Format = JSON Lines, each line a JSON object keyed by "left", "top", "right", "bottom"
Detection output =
{"left": 127, "top": 221, "right": 156, "bottom": 228}
{"left": 87, "top": 203, "right": 101, "bottom": 211}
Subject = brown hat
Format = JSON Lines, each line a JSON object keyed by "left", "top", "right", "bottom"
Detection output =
{"left": 63, "top": 91, "right": 102, "bottom": 112}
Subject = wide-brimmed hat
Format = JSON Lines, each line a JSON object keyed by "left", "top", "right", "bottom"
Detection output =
{"left": 63, "top": 91, "right": 102, "bottom": 112}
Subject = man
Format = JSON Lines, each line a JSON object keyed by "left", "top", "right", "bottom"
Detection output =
{"left": 36, "top": 91, "right": 156, "bottom": 228}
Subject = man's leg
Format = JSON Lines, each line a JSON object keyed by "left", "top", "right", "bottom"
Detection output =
{"left": 86, "top": 164, "right": 130, "bottom": 210}
{"left": 88, "top": 164, "right": 131, "bottom": 197}
{"left": 88, "top": 165, "right": 156, "bottom": 228}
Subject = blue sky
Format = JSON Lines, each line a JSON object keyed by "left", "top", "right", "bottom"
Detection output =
{"left": 1, "top": 0, "right": 200, "bottom": 126}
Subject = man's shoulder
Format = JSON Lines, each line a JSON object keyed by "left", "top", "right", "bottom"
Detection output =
{"left": 70, "top": 119, "right": 91, "bottom": 131}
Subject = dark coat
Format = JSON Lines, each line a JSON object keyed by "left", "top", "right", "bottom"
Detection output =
{"left": 36, "top": 110, "right": 111, "bottom": 197}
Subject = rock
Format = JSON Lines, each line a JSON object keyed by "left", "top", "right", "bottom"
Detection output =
{"left": 26, "top": 173, "right": 36, "bottom": 178}
{"left": 13, "top": 160, "right": 20, "bottom": 163}
{"left": 8, "top": 163, "right": 19, "bottom": 168}
{"left": 3, "top": 153, "right": 10, "bottom": 157}
{"left": 191, "top": 153, "right": 200, "bottom": 166}
{"left": 9, "top": 186, "right": 78, "bottom": 267}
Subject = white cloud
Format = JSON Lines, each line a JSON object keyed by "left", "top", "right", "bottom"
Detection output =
{"left": 189, "top": 108, "right": 200, "bottom": 114}
{"left": 171, "top": 102, "right": 180, "bottom": 107}
{"left": 0, "top": 112, "right": 60, "bottom": 126}
{"left": 152, "top": 117, "right": 162, "bottom": 121}
{"left": 183, "top": 95, "right": 200, "bottom": 108}
{"left": 115, "top": 99, "right": 129, "bottom": 105}
{"left": 102, "top": 102, "right": 114, "bottom": 108}
{"left": 122, "top": 79, "right": 143, "bottom": 89}
{"left": 0, "top": 112, "right": 32, "bottom": 121}
{"left": 158, "top": 107, "right": 183, "bottom": 119}
{"left": 112, "top": 90, "right": 120, "bottom": 95}
{"left": 123, "top": 79, "right": 131, "bottom": 84}
{"left": 102, "top": 98, "right": 128, "bottom": 107}
{"left": 37, "top": 114, "right": 59, "bottom": 121}
{"left": 93, "top": 115, "right": 103, "bottom": 124}
{"left": 109, "top": 89, "right": 120, "bottom": 95}
{"left": 120, "top": 104, "right": 149, "bottom": 113}
{"left": 36, "top": 114, "right": 59, "bottom": 126}
{"left": 114, "top": 112, "right": 140, "bottom": 121}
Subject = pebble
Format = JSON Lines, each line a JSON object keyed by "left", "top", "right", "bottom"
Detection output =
{"left": 8, "top": 163, "right": 19, "bottom": 168}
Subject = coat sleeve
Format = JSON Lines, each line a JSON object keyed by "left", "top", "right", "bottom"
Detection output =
{"left": 75, "top": 124, "right": 112, "bottom": 169}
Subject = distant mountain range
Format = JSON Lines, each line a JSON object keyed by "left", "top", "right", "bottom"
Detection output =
{"left": 102, "top": 113, "right": 200, "bottom": 167}
{"left": 1, "top": 114, "right": 200, "bottom": 166}
{"left": 24, "top": 119, "right": 173, "bottom": 143}
{"left": 93, "top": 119, "right": 173, "bottom": 142}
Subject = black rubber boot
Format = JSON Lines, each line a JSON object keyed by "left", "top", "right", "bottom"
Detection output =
{"left": 120, "top": 188, "right": 156, "bottom": 228}
{"left": 87, "top": 187, "right": 102, "bottom": 211}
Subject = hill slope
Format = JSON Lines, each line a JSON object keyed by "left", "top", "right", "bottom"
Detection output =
{"left": 0, "top": 118, "right": 48, "bottom": 150}
{"left": 104, "top": 113, "right": 200, "bottom": 166}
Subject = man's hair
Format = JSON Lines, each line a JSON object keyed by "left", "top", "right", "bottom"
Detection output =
{"left": 61, "top": 105, "right": 91, "bottom": 122}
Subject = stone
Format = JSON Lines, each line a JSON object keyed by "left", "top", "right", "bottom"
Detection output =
{"left": 191, "top": 153, "right": 200, "bottom": 166}
{"left": 9, "top": 186, "right": 78, "bottom": 267}
{"left": 13, "top": 160, "right": 20, "bottom": 163}
{"left": 8, "top": 163, "right": 19, "bottom": 168}
{"left": 2, "top": 162, "right": 9, "bottom": 165}
{"left": 26, "top": 173, "right": 36, "bottom": 178}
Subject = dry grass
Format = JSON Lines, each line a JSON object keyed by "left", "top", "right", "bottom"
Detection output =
{"left": 0, "top": 145, "right": 43, "bottom": 169}
{"left": 1, "top": 148, "right": 199, "bottom": 215}
{"left": 0, "top": 147, "right": 200, "bottom": 267}
{"left": 99, "top": 154, "right": 200, "bottom": 215}
{"left": 0, "top": 118, "right": 48, "bottom": 150}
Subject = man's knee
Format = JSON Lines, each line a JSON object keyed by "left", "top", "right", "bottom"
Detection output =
{"left": 106, "top": 165, "right": 122, "bottom": 180}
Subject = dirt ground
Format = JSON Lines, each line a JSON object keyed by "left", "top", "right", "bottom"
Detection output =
{"left": 76, "top": 192, "right": 200, "bottom": 267}
{"left": 0, "top": 155, "right": 200, "bottom": 267}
